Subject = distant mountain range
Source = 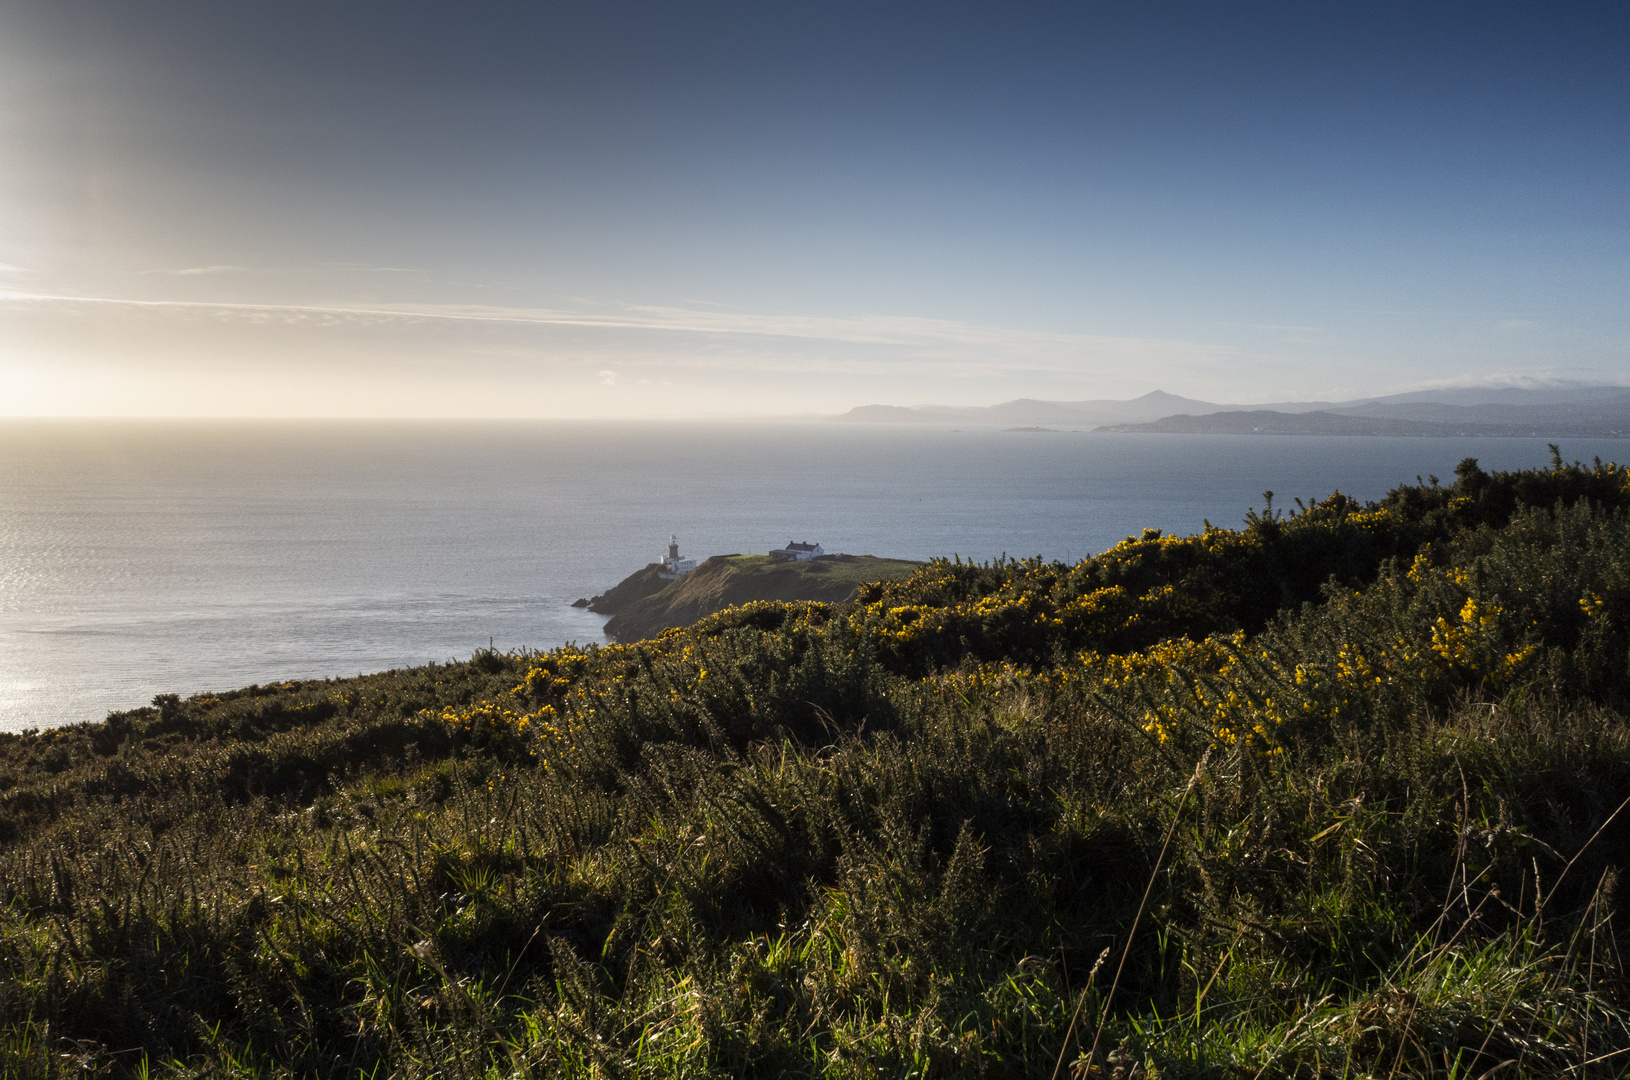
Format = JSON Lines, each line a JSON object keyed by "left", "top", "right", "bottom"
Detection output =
{"left": 830, "top": 386, "right": 1630, "bottom": 437}
{"left": 835, "top": 391, "right": 1224, "bottom": 428}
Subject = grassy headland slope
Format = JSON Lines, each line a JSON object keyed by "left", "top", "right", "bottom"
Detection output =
{"left": 4, "top": 455, "right": 1630, "bottom": 1077}
{"left": 591, "top": 554, "right": 924, "bottom": 641}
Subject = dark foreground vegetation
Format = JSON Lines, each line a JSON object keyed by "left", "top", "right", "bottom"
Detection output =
{"left": 5, "top": 452, "right": 1630, "bottom": 1078}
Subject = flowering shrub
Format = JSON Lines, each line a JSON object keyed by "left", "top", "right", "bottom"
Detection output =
{"left": 4, "top": 455, "right": 1630, "bottom": 1078}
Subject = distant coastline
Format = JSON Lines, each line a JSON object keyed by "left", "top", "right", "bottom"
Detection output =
{"left": 1098, "top": 410, "right": 1630, "bottom": 438}
{"left": 822, "top": 385, "right": 1630, "bottom": 437}
{"left": 10, "top": 422, "right": 1624, "bottom": 732}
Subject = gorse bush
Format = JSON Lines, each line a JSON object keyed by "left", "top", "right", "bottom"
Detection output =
{"left": 2, "top": 455, "right": 1630, "bottom": 1077}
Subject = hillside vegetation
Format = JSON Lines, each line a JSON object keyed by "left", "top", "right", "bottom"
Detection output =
{"left": 590, "top": 554, "right": 924, "bottom": 641}
{"left": 4, "top": 453, "right": 1630, "bottom": 1077}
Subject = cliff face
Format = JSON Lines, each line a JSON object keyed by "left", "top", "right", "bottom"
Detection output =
{"left": 590, "top": 554, "right": 922, "bottom": 642}
{"left": 585, "top": 563, "right": 671, "bottom": 618}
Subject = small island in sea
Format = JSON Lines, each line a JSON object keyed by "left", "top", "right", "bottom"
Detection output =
{"left": 4, "top": 455, "right": 1630, "bottom": 1077}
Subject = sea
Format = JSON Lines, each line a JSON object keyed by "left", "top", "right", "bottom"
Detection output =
{"left": 2, "top": 420, "right": 1624, "bottom": 732}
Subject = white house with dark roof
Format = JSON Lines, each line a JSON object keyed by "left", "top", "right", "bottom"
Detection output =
{"left": 769, "top": 540, "right": 823, "bottom": 562}
{"left": 659, "top": 534, "right": 697, "bottom": 579}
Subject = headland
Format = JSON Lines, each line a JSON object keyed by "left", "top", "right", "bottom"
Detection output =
{"left": 588, "top": 552, "right": 924, "bottom": 641}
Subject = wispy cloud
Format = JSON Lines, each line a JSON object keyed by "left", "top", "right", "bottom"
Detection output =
{"left": 0, "top": 290, "right": 1237, "bottom": 378}
{"left": 146, "top": 264, "right": 428, "bottom": 276}
{"left": 167, "top": 265, "right": 253, "bottom": 276}
{"left": 313, "top": 264, "right": 428, "bottom": 274}
{"left": 1223, "top": 322, "right": 1324, "bottom": 333}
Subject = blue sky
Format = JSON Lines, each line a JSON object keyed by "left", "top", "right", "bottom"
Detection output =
{"left": 0, "top": 1, "right": 1626, "bottom": 415}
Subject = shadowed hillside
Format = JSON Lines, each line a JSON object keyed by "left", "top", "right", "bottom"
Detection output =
{"left": 4, "top": 452, "right": 1630, "bottom": 1077}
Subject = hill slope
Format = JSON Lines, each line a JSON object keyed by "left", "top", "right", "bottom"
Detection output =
{"left": 4, "top": 456, "right": 1630, "bottom": 1077}
{"left": 591, "top": 554, "right": 924, "bottom": 641}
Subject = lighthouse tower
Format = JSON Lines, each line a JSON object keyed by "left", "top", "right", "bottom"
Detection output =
{"left": 659, "top": 534, "right": 697, "bottom": 579}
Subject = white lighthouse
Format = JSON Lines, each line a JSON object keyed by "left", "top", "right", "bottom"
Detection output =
{"left": 658, "top": 534, "right": 697, "bottom": 579}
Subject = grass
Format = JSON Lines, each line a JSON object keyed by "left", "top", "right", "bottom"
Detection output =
{"left": 598, "top": 554, "right": 924, "bottom": 641}
{"left": 2, "top": 454, "right": 1629, "bottom": 1076}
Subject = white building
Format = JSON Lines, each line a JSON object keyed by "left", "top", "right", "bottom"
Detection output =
{"left": 659, "top": 534, "right": 697, "bottom": 579}
{"left": 769, "top": 540, "right": 823, "bottom": 562}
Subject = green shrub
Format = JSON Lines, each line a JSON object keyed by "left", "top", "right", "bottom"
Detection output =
{"left": 3, "top": 458, "right": 1629, "bottom": 1077}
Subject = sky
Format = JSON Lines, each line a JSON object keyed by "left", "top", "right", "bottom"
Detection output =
{"left": 0, "top": 1, "right": 1626, "bottom": 417}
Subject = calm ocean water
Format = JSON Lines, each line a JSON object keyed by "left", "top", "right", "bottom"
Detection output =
{"left": 2, "top": 420, "right": 1623, "bottom": 731}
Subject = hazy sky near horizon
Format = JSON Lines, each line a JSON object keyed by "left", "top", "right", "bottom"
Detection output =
{"left": 1, "top": 1, "right": 1627, "bottom": 417}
